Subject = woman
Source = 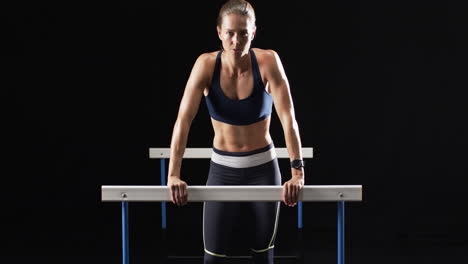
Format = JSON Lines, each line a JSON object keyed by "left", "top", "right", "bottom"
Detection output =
{"left": 167, "top": 0, "right": 305, "bottom": 263}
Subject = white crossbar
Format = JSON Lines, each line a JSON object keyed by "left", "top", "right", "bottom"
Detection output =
{"left": 101, "top": 185, "right": 362, "bottom": 202}
{"left": 149, "top": 148, "right": 313, "bottom": 159}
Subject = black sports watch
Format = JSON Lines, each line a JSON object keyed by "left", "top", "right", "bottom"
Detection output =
{"left": 290, "top": 159, "right": 305, "bottom": 169}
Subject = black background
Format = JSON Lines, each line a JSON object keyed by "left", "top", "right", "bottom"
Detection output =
{"left": 3, "top": 0, "right": 468, "bottom": 263}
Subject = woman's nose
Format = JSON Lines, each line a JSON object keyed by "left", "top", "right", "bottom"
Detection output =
{"left": 232, "top": 34, "right": 239, "bottom": 43}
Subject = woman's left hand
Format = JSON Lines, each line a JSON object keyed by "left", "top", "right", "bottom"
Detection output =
{"left": 282, "top": 175, "right": 304, "bottom": 207}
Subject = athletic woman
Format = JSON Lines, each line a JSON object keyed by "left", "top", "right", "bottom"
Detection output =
{"left": 167, "top": 1, "right": 305, "bottom": 263}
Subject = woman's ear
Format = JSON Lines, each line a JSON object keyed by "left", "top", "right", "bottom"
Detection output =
{"left": 217, "top": 26, "right": 222, "bottom": 40}
{"left": 251, "top": 26, "right": 257, "bottom": 41}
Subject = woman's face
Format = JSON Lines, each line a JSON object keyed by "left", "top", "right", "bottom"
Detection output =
{"left": 217, "top": 13, "right": 256, "bottom": 56}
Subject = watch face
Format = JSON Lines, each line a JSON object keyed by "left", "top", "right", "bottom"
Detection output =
{"left": 292, "top": 159, "right": 302, "bottom": 168}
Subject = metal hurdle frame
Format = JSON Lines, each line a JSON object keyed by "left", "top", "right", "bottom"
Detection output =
{"left": 101, "top": 147, "right": 363, "bottom": 264}
{"left": 152, "top": 147, "right": 313, "bottom": 263}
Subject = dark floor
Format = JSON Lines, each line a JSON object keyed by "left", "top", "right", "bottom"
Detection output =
{"left": 5, "top": 204, "right": 467, "bottom": 264}
{"left": 1, "top": 254, "right": 467, "bottom": 264}
{"left": 3, "top": 244, "right": 468, "bottom": 264}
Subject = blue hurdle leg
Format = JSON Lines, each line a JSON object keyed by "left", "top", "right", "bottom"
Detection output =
{"left": 160, "top": 159, "right": 167, "bottom": 264}
{"left": 161, "top": 159, "right": 167, "bottom": 229}
{"left": 122, "top": 201, "right": 129, "bottom": 264}
{"left": 297, "top": 201, "right": 304, "bottom": 263}
{"left": 337, "top": 201, "right": 345, "bottom": 264}
{"left": 298, "top": 201, "right": 303, "bottom": 229}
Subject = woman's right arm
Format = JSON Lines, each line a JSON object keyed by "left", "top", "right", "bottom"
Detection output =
{"left": 167, "top": 53, "right": 210, "bottom": 206}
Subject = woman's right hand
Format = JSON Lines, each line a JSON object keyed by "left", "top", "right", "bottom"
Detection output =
{"left": 167, "top": 176, "right": 188, "bottom": 206}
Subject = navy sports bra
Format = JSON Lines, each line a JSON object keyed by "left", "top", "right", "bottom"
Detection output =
{"left": 204, "top": 49, "right": 273, "bottom": 126}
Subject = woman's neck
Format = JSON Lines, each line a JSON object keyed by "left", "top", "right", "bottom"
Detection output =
{"left": 221, "top": 50, "right": 250, "bottom": 76}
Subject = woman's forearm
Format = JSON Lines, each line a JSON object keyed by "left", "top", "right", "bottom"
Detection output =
{"left": 283, "top": 119, "right": 304, "bottom": 178}
{"left": 168, "top": 118, "right": 192, "bottom": 178}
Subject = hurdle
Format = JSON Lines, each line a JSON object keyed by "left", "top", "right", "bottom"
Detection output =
{"left": 101, "top": 147, "right": 363, "bottom": 264}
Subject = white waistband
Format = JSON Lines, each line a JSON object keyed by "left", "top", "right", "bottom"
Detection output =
{"left": 211, "top": 147, "right": 277, "bottom": 168}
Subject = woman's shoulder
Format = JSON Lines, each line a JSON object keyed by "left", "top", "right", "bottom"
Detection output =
{"left": 195, "top": 51, "right": 219, "bottom": 65}
{"left": 251, "top": 48, "right": 284, "bottom": 78}
{"left": 188, "top": 51, "right": 219, "bottom": 79}
{"left": 251, "top": 48, "right": 278, "bottom": 57}
{"left": 251, "top": 48, "right": 280, "bottom": 65}
{"left": 187, "top": 51, "right": 221, "bottom": 88}
{"left": 191, "top": 51, "right": 220, "bottom": 74}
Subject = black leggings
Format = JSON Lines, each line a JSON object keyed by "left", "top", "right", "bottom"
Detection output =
{"left": 203, "top": 144, "right": 281, "bottom": 264}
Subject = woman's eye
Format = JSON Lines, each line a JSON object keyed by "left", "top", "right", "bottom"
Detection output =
{"left": 226, "top": 32, "right": 248, "bottom": 37}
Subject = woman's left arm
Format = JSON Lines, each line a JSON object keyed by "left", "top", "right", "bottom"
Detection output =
{"left": 264, "top": 49, "right": 305, "bottom": 207}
